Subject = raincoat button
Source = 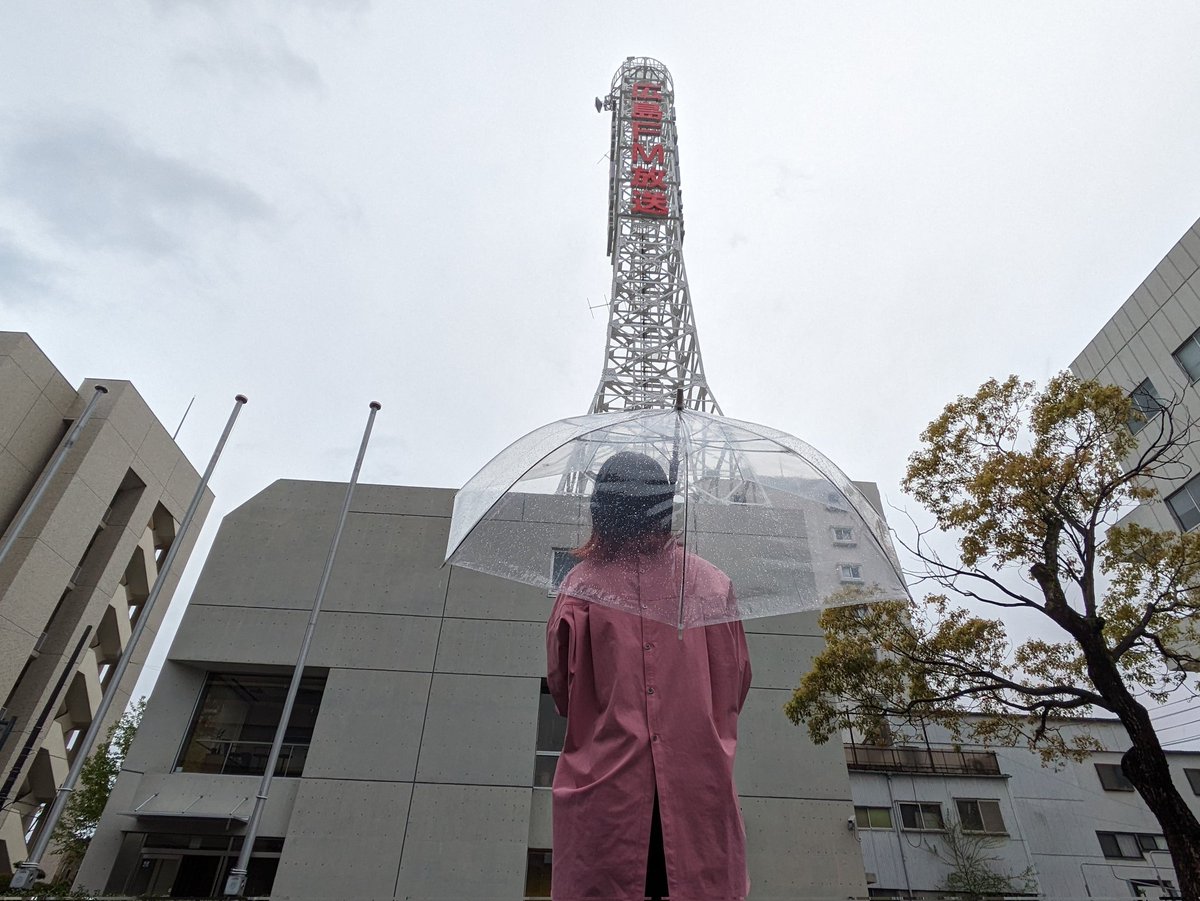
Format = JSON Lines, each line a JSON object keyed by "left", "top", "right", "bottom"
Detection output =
{"left": 644, "top": 643, "right": 652, "bottom": 651}
{"left": 647, "top": 687, "right": 655, "bottom": 695}
{"left": 652, "top": 734, "right": 660, "bottom": 742}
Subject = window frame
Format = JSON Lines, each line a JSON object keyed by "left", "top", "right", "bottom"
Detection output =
{"left": 1128, "top": 378, "right": 1165, "bottom": 434}
{"left": 534, "top": 679, "right": 566, "bottom": 789}
{"left": 174, "top": 671, "right": 326, "bottom": 778}
{"left": 1166, "top": 474, "right": 1200, "bottom": 532}
{"left": 954, "top": 798, "right": 1007, "bottom": 835}
{"left": 1173, "top": 329, "right": 1200, "bottom": 383}
{"left": 1095, "top": 762, "right": 1136, "bottom": 792}
{"left": 1097, "top": 830, "right": 1161, "bottom": 860}
{"left": 898, "top": 801, "right": 945, "bottom": 832}
{"left": 832, "top": 526, "right": 857, "bottom": 546}
{"left": 548, "top": 548, "right": 577, "bottom": 597}
{"left": 838, "top": 563, "right": 864, "bottom": 583}
{"left": 854, "top": 805, "right": 894, "bottom": 830}
{"left": 1184, "top": 767, "right": 1200, "bottom": 796}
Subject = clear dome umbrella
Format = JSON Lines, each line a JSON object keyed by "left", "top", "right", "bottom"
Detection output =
{"left": 445, "top": 408, "right": 909, "bottom": 632}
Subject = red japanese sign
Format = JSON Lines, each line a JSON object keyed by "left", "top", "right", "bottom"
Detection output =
{"left": 629, "top": 81, "right": 667, "bottom": 218}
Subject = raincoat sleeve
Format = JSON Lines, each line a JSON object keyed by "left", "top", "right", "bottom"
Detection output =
{"left": 546, "top": 593, "right": 572, "bottom": 717}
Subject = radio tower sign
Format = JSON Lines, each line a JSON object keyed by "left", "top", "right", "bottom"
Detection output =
{"left": 590, "top": 57, "right": 721, "bottom": 414}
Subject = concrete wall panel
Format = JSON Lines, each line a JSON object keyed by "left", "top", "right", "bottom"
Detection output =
{"left": 736, "top": 688, "right": 852, "bottom": 801}
{"left": 271, "top": 778, "right": 410, "bottom": 901}
{"left": 746, "top": 632, "right": 821, "bottom": 690}
{"left": 416, "top": 673, "right": 538, "bottom": 785}
{"left": 742, "top": 796, "right": 866, "bottom": 900}
{"left": 443, "top": 566, "right": 553, "bottom": 623}
{"left": 324, "top": 512, "right": 451, "bottom": 617}
{"left": 434, "top": 617, "right": 544, "bottom": 677}
{"left": 305, "top": 668, "right": 431, "bottom": 781}
{"left": 397, "top": 783, "right": 530, "bottom": 901}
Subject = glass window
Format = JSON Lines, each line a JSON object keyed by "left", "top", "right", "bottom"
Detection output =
{"left": 898, "top": 802, "right": 944, "bottom": 831}
{"left": 176, "top": 672, "right": 326, "bottom": 777}
{"left": 128, "top": 833, "right": 282, "bottom": 898}
{"left": 839, "top": 564, "right": 863, "bottom": 583}
{"left": 525, "top": 849, "right": 553, "bottom": 900}
{"left": 1185, "top": 768, "right": 1200, "bottom": 795}
{"left": 1173, "top": 330, "right": 1200, "bottom": 382}
{"left": 955, "top": 798, "right": 1006, "bottom": 834}
{"left": 548, "top": 549, "right": 578, "bottom": 596}
{"left": 1167, "top": 474, "right": 1200, "bottom": 531}
{"left": 1095, "top": 762, "right": 1135, "bottom": 791}
{"left": 1098, "top": 831, "right": 1144, "bottom": 859}
{"left": 1128, "top": 379, "right": 1164, "bottom": 434}
{"left": 534, "top": 679, "right": 567, "bottom": 788}
{"left": 832, "top": 526, "right": 856, "bottom": 545}
{"left": 854, "top": 805, "right": 893, "bottom": 829}
{"left": 1137, "top": 834, "right": 1168, "bottom": 851}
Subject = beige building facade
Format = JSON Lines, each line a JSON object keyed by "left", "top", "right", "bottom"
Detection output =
{"left": 76, "top": 478, "right": 885, "bottom": 900}
{"left": 0, "top": 332, "right": 210, "bottom": 879}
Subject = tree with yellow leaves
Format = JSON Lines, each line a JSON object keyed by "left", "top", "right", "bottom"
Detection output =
{"left": 787, "top": 374, "right": 1200, "bottom": 899}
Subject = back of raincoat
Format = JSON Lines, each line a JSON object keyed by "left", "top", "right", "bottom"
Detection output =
{"left": 546, "top": 544, "right": 752, "bottom": 901}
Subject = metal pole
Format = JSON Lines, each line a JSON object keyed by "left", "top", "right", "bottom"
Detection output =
{"left": 10, "top": 393, "right": 248, "bottom": 890}
{"left": 0, "top": 385, "right": 107, "bottom": 572}
{"left": 224, "top": 401, "right": 381, "bottom": 898}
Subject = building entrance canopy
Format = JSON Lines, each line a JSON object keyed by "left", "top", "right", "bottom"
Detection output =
{"left": 446, "top": 408, "right": 909, "bottom": 631}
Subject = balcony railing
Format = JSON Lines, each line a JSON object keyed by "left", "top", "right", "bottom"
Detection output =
{"left": 180, "top": 740, "right": 309, "bottom": 777}
{"left": 844, "top": 743, "right": 1002, "bottom": 776}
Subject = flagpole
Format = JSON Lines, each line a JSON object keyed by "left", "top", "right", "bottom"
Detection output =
{"left": 0, "top": 385, "right": 107, "bottom": 572}
{"left": 224, "top": 401, "right": 381, "bottom": 898}
{"left": 10, "top": 393, "right": 248, "bottom": 891}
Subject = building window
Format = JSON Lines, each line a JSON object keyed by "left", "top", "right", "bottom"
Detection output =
{"left": 832, "top": 526, "right": 856, "bottom": 546}
{"left": 1166, "top": 474, "right": 1200, "bottom": 532}
{"left": 1097, "top": 831, "right": 1167, "bottom": 860}
{"left": 125, "top": 834, "right": 282, "bottom": 898}
{"left": 176, "top": 672, "right": 326, "bottom": 777}
{"left": 1185, "top": 768, "right": 1200, "bottom": 795}
{"left": 854, "top": 805, "right": 893, "bottom": 830}
{"left": 898, "top": 802, "right": 945, "bottom": 832}
{"left": 838, "top": 563, "right": 863, "bottom": 583}
{"left": 1095, "top": 762, "right": 1135, "bottom": 791}
{"left": 955, "top": 798, "right": 1006, "bottom": 835}
{"left": 534, "top": 679, "right": 566, "bottom": 788}
{"left": 548, "top": 548, "right": 577, "bottom": 597}
{"left": 1173, "top": 329, "right": 1200, "bottom": 382}
{"left": 525, "top": 849, "right": 553, "bottom": 900}
{"left": 826, "top": 491, "right": 850, "bottom": 512}
{"left": 1128, "top": 378, "right": 1165, "bottom": 434}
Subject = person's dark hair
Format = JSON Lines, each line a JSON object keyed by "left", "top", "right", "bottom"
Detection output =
{"left": 575, "top": 451, "right": 674, "bottom": 561}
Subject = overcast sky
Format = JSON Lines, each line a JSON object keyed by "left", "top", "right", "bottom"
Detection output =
{"left": 3, "top": 3, "right": 1199, "bottom": 744}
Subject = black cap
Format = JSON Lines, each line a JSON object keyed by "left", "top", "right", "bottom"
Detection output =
{"left": 590, "top": 452, "right": 674, "bottom": 540}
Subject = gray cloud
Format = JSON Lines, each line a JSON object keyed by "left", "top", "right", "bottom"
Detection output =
{"left": 175, "top": 29, "right": 323, "bottom": 92}
{"left": 0, "top": 230, "right": 58, "bottom": 301}
{"left": 0, "top": 117, "right": 269, "bottom": 255}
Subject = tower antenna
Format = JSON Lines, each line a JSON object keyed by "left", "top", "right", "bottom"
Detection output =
{"left": 589, "top": 57, "right": 720, "bottom": 415}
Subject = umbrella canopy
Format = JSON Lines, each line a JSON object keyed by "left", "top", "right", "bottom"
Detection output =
{"left": 445, "top": 409, "right": 909, "bottom": 630}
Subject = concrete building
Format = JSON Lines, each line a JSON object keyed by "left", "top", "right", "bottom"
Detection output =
{"left": 76, "top": 477, "right": 892, "bottom": 900}
{"left": 1070, "top": 215, "right": 1200, "bottom": 535}
{"left": 1069, "top": 216, "right": 1200, "bottom": 670}
{"left": 0, "top": 333, "right": 210, "bottom": 879}
{"left": 846, "top": 719, "right": 1200, "bottom": 899}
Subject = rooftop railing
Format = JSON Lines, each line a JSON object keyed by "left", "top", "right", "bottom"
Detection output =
{"left": 844, "top": 743, "right": 1003, "bottom": 776}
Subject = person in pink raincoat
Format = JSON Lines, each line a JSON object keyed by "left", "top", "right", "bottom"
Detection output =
{"left": 546, "top": 451, "right": 752, "bottom": 901}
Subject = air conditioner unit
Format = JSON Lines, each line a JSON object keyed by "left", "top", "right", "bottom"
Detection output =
{"left": 32, "top": 631, "right": 49, "bottom": 656}
{"left": 69, "top": 565, "right": 84, "bottom": 587}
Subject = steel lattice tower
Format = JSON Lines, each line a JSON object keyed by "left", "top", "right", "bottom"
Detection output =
{"left": 590, "top": 58, "right": 721, "bottom": 415}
